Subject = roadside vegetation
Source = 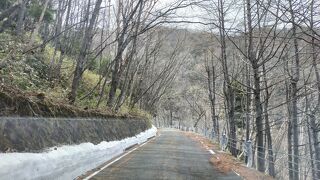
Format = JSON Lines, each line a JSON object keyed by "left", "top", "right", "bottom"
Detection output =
{"left": 0, "top": 30, "right": 150, "bottom": 118}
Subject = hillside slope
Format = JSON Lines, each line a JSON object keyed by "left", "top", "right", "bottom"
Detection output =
{"left": 0, "top": 32, "right": 149, "bottom": 119}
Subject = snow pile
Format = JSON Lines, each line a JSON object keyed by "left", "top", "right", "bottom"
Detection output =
{"left": 0, "top": 126, "right": 157, "bottom": 180}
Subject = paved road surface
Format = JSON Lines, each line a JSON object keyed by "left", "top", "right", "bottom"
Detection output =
{"left": 90, "top": 129, "right": 242, "bottom": 180}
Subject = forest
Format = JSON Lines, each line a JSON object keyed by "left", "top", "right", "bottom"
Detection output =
{"left": 0, "top": 0, "right": 320, "bottom": 179}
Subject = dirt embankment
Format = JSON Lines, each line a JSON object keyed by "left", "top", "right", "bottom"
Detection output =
{"left": 0, "top": 85, "right": 143, "bottom": 119}
{"left": 0, "top": 85, "right": 152, "bottom": 153}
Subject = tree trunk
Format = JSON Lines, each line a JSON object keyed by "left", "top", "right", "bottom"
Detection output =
{"left": 246, "top": 0, "right": 265, "bottom": 172}
{"left": 16, "top": 0, "right": 26, "bottom": 35}
{"left": 49, "top": 0, "right": 66, "bottom": 80}
{"left": 28, "top": 0, "right": 50, "bottom": 47}
{"left": 304, "top": 81, "right": 317, "bottom": 180}
{"left": 288, "top": 0, "right": 300, "bottom": 177}
{"left": 262, "top": 64, "right": 275, "bottom": 177}
{"left": 309, "top": 1, "right": 320, "bottom": 177}
{"left": 69, "top": 0, "right": 102, "bottom": 103}
{"left": 252, "top": 62, "right": 265, "bottom": 172}
{"left": 288, "top": 120, "right": 294, "bottom": 180}
{"left": 310, "top": 115, "right": 320, "bottom": 179}
{"left": 245, "top": 65, "right": 251, "bottom": 142}
{"left": 284, "top": 63, "right": 294, "bottom": 179}
{"left": 307, "top": 122, "right": 316, "bottom": 180}
{"left": 56, "top": 0, "right": 72, "bottom": 80}
{"left": 107, "top": 0, "right": 125, "bottom": 108}
{"left": 217, "top": 0, "right": 236, "bottom": 156}
{"left": 212, "top": 65, "right": 218, "bottom": 140}
{"left": 115, "top": 1, "right": 143, "bottom": 111}
{"left": 206, "top": 55, "right": 218, "bottom": 141}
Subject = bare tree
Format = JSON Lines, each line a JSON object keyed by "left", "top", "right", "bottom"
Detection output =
{"left": 28, "top": 0, "right": 50, "bottom": 47}
{"left": 16, "top": 0, "right": 27, "bottom": 35}
{"left": 205, "top": 51, "right": 219, "bottom": 140}
{"left": 69, "top": 0, "right": 103, "bottom": 103}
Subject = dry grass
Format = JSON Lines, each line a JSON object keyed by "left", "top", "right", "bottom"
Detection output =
{"left": 184, "top": 131, "right": 274, "bottom": 180}
{"left": 0, "top": 84, "right": 149, "bottom": 120}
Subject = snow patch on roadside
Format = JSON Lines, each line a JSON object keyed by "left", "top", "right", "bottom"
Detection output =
{"left": 0, "top": 126, "right": 157, "bottom": 180}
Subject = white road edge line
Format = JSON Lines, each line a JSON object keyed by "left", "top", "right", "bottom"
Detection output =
{"left": 232, "top": 169, "right": 240, "bottom": 176}
{"left": 83, "top": 137, "right": 154, "bottom": 180}
{"left": 208, "top": 150, "right": 215, "bottom": 155}
{"left": 139, "top": 141, "right": 148, "bottom": 147}
{"left": 83, "top": 147, "right": 139, "bottom": 180}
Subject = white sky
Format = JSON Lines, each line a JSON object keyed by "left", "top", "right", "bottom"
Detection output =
{"left": 155, "top": 0, "right": 245, "bottom": 31}
{"left": 99, "top": 0, "right": 245, "bottom": 31}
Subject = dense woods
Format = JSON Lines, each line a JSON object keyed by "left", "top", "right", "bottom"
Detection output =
{"left": 1, "top": 0, "right": 320, "bottom": 179}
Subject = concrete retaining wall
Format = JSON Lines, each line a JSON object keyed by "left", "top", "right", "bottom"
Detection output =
{"left": 0, "top": 117, "right": 151, "bottom": 152}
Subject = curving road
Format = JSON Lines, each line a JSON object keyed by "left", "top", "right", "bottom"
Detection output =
{"left": 88, "top": 129, "right": 241, "bottom": 180}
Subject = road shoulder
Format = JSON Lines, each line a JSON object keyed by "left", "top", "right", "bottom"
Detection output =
{"left": 183, "top": 131, "right": 274, "bottom": 180}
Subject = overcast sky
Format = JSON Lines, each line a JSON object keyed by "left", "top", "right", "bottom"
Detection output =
{"left": 157, "top": 0, "right": 212, "bottom": 30}
{"left": 156, "top": 0, "right": 245, "bottom": 31}
{"left": 101, "top": 0, "right": 244, "bottom": 32}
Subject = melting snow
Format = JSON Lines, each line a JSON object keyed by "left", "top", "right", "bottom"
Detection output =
{"left": 0, "top": 126, "right": 157, "bottom": 180}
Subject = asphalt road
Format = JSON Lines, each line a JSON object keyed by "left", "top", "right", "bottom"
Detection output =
{"left": 89, "top": 129, "right": 242, "bottom": 180}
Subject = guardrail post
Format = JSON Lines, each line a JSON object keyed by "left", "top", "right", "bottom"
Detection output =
{"left": 246, "top": 140, "right": 252, "bottom": 168}
{"left": 211, "top": 129, "right": 215, "bottom": 140}
{"left": 221, "top": 134, "right": 227, "bottom": 151}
